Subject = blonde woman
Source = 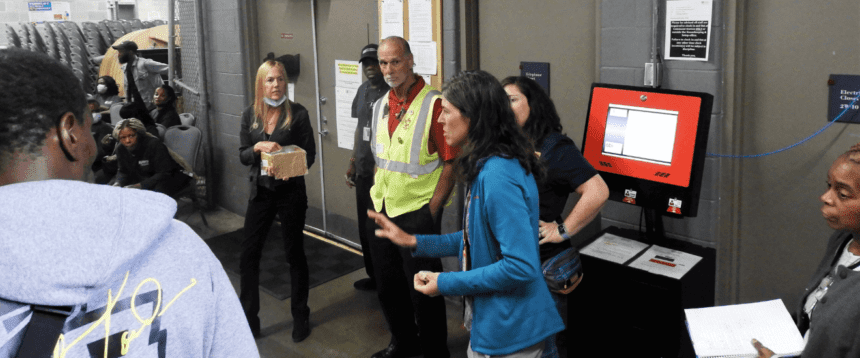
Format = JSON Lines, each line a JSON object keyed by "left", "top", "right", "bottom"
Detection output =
{"left": 238, "top": 60, "right": 316, "bottom": 342}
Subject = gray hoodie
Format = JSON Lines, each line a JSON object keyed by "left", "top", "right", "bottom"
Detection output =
{"left": 0, "top": 180, "right": 259, "bottom": 357}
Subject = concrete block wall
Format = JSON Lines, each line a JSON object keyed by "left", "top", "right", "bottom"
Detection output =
{"left": 203, "top": 0, "right": 249, "bottom": 215}
{"left": 136, "top": 0, "right": 168, "bottom": 21}
{"left": 598, "top": 0, "right": 724, "bottom": 247}
{"left": 0, "top": 0, "right": 110, "bottom": 48}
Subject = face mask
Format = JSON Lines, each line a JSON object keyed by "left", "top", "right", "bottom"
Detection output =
{"left": 264, "top": 95, "right": 287, "bottom": 107}
{"left": 97, "top": 84, "right": 107, "bottom": 94}
{"left": 92, "top": 113, "right": 102, "bottom": 124}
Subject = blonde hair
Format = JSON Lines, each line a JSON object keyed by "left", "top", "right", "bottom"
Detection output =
{"left": 113, "top": 118, "right": 152, "bottom": 140}
{"left": 112, "top": 118, "right": 194, "bottom": 175}
{"left": 252, "top": 60, "right": 292, "bottom": 132}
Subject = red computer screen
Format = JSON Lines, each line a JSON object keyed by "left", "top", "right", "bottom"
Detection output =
{"left": 582, "top": 86, "right": 703, "bottom": 188}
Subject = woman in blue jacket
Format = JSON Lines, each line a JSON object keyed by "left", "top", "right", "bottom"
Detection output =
{"left": 369, "top": 70, "right": 564, "bottom": 357}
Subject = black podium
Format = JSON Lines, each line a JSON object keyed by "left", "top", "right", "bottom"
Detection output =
{"left": 566, "top": 226, "right": 715, "bottom": 357}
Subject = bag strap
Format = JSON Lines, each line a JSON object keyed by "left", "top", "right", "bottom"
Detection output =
{"left": 15, "top": 305, "right": 73, "bottom": 358}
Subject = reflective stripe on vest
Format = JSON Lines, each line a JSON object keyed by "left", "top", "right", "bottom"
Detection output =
{"left": 369, "top": 85, "right": 443, "bottom": 218}
{"left": 370, "top": 88, "right": 441, "bottom": 176}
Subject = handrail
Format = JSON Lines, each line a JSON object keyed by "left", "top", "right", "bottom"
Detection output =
{"left": 173, "top": 78, "right": 200, "bottom": 96}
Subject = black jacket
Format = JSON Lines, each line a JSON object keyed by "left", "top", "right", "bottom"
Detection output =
{"left": 90, "top": 121, "right": 116, "bottom": 172}
{"left": 239, "top": 102, "right": 316, "bottom": 199}
{"left": 116, "top": 134, "right": 182, "bottom": 189}
{"left": 153, "top": 106, "right": 182, "bottom": 128}
{"left": 796, "top": 231, "right": 860, "bottom": 357}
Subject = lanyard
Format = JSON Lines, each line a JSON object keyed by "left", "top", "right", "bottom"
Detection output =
{"left": 461, "top": 188, "right": 472, "bottom": 272}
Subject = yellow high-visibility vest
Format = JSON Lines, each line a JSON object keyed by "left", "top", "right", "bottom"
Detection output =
{"left": 369, "top": 85, "right": 442, "bottom": 218}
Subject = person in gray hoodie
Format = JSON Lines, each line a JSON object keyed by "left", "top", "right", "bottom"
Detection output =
{"left": 0, "top": 49, "right": 259, "bottom": 357}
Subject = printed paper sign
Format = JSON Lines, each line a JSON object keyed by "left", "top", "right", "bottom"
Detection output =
{"left": 664, "top": 0, "right": 713, "bottom": 61}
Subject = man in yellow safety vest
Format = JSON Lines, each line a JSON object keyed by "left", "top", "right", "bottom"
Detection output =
{"left": 367, "top": 36, "right": 459, "bottom": 358}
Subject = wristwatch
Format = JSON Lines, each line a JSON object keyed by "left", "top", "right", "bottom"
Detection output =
{"left": 557, "top": 222, "right": 571, "bottom": 240}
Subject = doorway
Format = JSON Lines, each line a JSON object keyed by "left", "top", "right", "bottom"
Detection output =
{"left": 254, "top": 0, "right": 380, "bottom": 247}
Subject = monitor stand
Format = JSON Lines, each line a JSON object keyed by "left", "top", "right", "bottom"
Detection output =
{"left": 644, "top": 208, "right": 666, "bottom": 242}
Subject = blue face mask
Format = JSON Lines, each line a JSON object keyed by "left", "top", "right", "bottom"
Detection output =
{"left": 264, "top": 95, "right": 287, "bottom": 107}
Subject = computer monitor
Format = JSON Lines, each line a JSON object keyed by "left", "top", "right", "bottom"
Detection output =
{"left": 581, "top": 83, "right": 713, "bottom": 217}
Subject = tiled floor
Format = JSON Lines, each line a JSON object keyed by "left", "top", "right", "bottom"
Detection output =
{"left": 176, "top": 202, "right": 472, "bottom": 358}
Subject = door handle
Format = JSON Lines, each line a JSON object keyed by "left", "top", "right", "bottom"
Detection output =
{"left": 319, "top": 96, "right": 327, "bottom": 105}
{"left": 319, "top": 129, "right": 329, "bottom": 137}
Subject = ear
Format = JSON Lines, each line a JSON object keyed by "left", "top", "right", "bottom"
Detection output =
{"left": 57, "top": 111, "right": 88, "bottom": 162}
{"left": 59, "top": 112, "right": 79, "bottom": 141}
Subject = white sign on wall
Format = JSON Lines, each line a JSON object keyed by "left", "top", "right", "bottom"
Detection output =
{"left": 664, "top": 0, "right": 713, "bottom": 61}
{"left": 335, "top": 60, "right": 362, "bottom": 150}
{"left": 28, "top": 2, "right": 71, "bottom": 22}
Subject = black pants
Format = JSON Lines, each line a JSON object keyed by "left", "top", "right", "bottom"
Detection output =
{"left": 355, "top": 174, "right": 375, "bottom": 282}
{"left": 368, "top": 204, "right": 449, "bottom": 358}
{"left": 240, "top": 184, "right": 310, "bottom": 332}
{"left": 120, "top": 171, "right": 189, "bottom": 196}
{"left": 150, "top": 171, "right": 191, "bottom": 197}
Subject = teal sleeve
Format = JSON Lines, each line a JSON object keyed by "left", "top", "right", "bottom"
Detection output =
{"left": 437, "top": 167, "right": 542, "bottom": 296}
{"left": 414, "top": 231, "right": 462, "bottom": 258}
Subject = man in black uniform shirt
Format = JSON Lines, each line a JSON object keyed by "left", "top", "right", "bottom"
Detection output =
{"left": 346, "top": 44, "right": 390, "bottom": 291}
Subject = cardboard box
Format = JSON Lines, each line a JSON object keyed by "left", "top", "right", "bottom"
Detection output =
{"left": 261, "top": 145, "right": 308, "bottom": 179}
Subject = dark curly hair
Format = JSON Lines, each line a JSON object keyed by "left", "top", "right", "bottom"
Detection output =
{"left": 157, "top": 84, "right": 177, "bottom": 108}
{"left": 98, "top": 75, "right": 120, "bottom": 97}
{"left": 442, "top": 70, "right": 543, "bottom": 185}
{"left": 500, "top": 76, "right": 564, "bottom": 146}
{"left": 0, "top": 49, "right": 85, "bottom": 160}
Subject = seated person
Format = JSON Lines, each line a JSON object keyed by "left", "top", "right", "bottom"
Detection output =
{"left": 754, "top": 147, "right": 860, "bottom": 358}
{"left": 94, "top": 138, "right": 118, "bottom": 185}
{"left": 87, "top": 93, "right": 111, "bottom": 123}
{"left": 119, "top": 100, "right": 158, "bottom": 136}
{"left": 113, "top": 118, "right": 191, "bottom": 196}
{"left": 95, "top": 75, "right": 122, "bottom": 108}
{"left": 151, "top": 84, "right": 181, "bottom": 128}
{"left": 87, "top": 93, "right": 108, "bottom": 113}
{"left": 88, "top": 94, "right": 114, "bottom": 174}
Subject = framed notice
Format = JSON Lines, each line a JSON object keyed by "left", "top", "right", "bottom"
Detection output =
{"left": 521, "top": 62, "right": 550, "bottom": 96}
{"left": 664, "top": 0, "right": 712, "bottom": 61}
{"left": 828, "top": 74, "right": 860, "bottom": 124}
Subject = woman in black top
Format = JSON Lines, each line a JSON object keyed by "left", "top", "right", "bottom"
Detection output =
{"left": 501, "top": 76, "right": 609, "bottom": 358}
{"left": 238, "top": 60, "right": 316, "bottom": 342}
{"left": 113, "top": 118, "right": 189, "bottom": 196}
{"left": 152, "top": 84, "right": 181, "bottom": 128}
{"left": 95, "top": 75, "right": 121, "bottom": 108}
{"left": 501, "top": 76, "right": 608, "bottom": 261}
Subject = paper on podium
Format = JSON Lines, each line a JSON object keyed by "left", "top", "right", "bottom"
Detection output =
{"left": 580, "top": 232, "right": 649, "bottom": 264}
{"left": 685, "top": 299, "right": 804, "bottom": 358}
{"left": 628, "top": 245, "right": 701, "bottom": 279}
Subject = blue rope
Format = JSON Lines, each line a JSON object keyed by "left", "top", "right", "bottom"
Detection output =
{"left": 707, "top": 92, "right": 860, "bottom": 158}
